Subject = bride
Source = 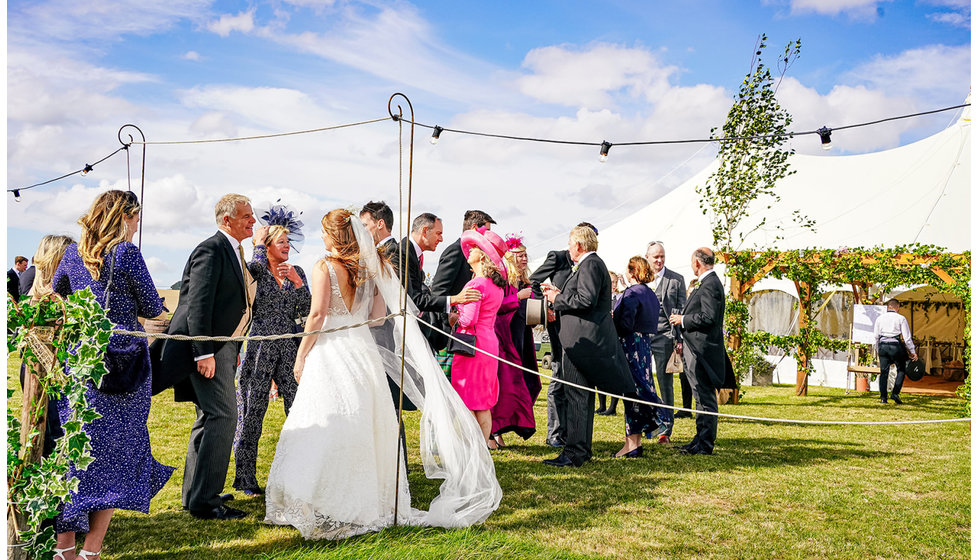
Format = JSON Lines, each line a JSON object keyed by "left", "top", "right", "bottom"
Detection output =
{"left": 264, "top": 208, "right": 501, "bottom": 540}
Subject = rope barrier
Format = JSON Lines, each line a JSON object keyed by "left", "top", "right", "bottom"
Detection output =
{"left": 112, "top": 311, "right": 403, "bottom": 342}
{"left": 415, "top": 316, "right": 970, "bottom": 426}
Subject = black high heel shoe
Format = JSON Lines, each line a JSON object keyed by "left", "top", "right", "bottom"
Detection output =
{"left": 611, "top": 446, "right": 643, "bottom": 458}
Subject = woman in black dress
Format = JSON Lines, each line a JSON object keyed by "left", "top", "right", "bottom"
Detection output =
{"left": 233, "top": 223, "right": 311, "bottom": 496}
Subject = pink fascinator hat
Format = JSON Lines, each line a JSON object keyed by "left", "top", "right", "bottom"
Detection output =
{"left": 483, "top": 230, "right": 508, "bottom": 259}
{"left": 461, "top": 229, "right": 505, "bottom": 271}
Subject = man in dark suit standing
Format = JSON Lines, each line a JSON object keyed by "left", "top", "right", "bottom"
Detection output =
{"left": 541, "top": 225, "right": 634, "bottom": 467}
{"left": 7, "top": 255, "right": 28, "bottom": 299}
{"left": 669, "top": 247, "right": 726, "bottom": 455}
{"left": 160, "top": 193, "right": 255, "bottom": 520}
{"left": 430, "top": 209, "right": 496, "bottom": 300}
{"left": 644, "top": 241, "right": 688, "bottom": 441}
{"left": 18, "top": 260, "right": 36, "bottom": 297}
{"left": 360, "top": 200, "right": 399, "bottom": 262}
{"left": 530, "top": 221, "right": 596, "bottom": 448}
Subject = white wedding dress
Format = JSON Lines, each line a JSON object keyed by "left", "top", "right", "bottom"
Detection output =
{"left": 265, "top": 220, "right": 501, "bottom": 540}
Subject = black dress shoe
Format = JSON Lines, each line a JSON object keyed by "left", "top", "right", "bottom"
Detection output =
{"left": 892, "top": 395, "right": 903, "bottom": 405}
{"left": 595, "top": 408, "right": 606, "bottom": 414}
{"left": 679, "top": 446, "right": 713, "bottom": 455}
{"left": 597, "top": 409, "right": 617, "bottom": 416}
{"left": 190, "top": 504, "right": 247, "bottom": 520}
{"left": 674, "top": 411, "right": 693, "bottom": 419}
{"left": 543, "top": 454, "right": 578, "bottom": 467}
{"left": 219, "top": 493, "right": 234, "bottom": 502}
{"left": 880, "top": 398, "right": 888, "bottom": 404}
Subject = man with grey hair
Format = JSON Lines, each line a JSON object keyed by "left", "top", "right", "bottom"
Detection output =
{"left": 873, "top": 298, "right": 917, "bottom": 404}
{"left": 159, "top": 193, "right": 255, "bottom": 520}
{"left": 644, "top": 241, "right": 689, "bottom": 441}
{"left": 669, "top": 247, "right": 725, "bottom": 455}
{"left": 393, "top": 213, "right": 479, "bottom": 350}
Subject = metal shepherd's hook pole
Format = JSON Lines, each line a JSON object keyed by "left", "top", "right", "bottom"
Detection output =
{"left": 387, "top": 92, "right": 415, "bottom": 527}
{"left": 118, "top": 124, "right": 147, "bottom": 249}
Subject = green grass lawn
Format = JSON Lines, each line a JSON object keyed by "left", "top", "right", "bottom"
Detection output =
{"left": 7, "top": 356, "right": 970, "bottom": 559}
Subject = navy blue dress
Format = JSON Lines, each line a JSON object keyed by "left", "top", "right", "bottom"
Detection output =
{"left": 233, "top": 245, "right": 311, "bottom": 493}
{"left": 52, "top": 242, "right": 174, "bottom": 533}
{"left": 613, "top": 283, "right": 670, "bottom": 437}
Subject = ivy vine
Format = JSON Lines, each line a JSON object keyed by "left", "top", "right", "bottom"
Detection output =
{"left": 7, "top": 288, "right": 110, "bottom": 559}
{"left": 723, "top": 245, "right": 970, "bottom": 397}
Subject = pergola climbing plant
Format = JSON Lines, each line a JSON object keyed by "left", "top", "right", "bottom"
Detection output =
{"left": 723, "top": 244, "right": 970, "bottom": 396}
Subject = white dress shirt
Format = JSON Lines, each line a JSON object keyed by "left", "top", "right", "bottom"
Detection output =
{"left": 874, "top": 309, "right": 916, "bottom": 355}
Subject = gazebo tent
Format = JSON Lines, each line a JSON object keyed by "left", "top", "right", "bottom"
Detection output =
{"left": 595, "top": 101, "right": 970, "bottom": 389}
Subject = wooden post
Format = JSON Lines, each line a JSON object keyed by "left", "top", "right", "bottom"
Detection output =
{"left": 7, "top": 366, "right": 47, "bottom": 560}
{"left": 793, "top": 280, "right": 811, "bottom": 396}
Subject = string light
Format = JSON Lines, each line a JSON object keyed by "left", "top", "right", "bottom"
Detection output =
{"left": 817, "top": 127, "right": 832, "bottom": 150}
{"left": 12, "top": 189, "right": 21, "bottom": 202}
{"left": 430, "top": 125, "right": 443, "bottom": 145}
{"left": 81, "top": 164, "right": 94, "bottom": 176}
{"left": 599, "top": 141, "right": 612, "bottom": 163}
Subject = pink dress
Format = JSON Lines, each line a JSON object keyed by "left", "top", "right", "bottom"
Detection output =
{"left": 451, "top": 276, "right": 504, "bottom": 411}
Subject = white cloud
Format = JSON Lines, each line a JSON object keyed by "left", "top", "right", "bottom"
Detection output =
{"left": 787, "top": 0, "right": 891, "bottom": 20}
{"left": 182, "top": 50, "right": 202, "bottom": 61}
{"left": 516, "top": 43, "right": 677, "bottom": 109}
{"left": 207, "top": 9, "right": 255, "bottom": 37}
{"left": 8, "top": 0, "right": 211, "bottom": 42}
{"left": 843, "top": 44, "right": 971, "bottom": 107}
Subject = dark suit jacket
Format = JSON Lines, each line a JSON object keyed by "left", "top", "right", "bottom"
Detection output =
{"left": 679, "top": 270, "right": 726, "bottom": 389}
{"left": 391, "top": 238, "right": 448, "bottom": 313}
{"left": 429, "top": 239, "right": 470, "bottom": 297}
{"left": 652, "top": 267, "right": 686, "bottom": 339}
{"left": 7, "top": 268, "right": 20, "bottom": 299}
{"left": 552, "top": 253, "right": 634, "bottom": 394}
{"left": 18, "top": 266, "right": 36, "bottom": 296}
{"left": 156, "top": 231, "right": 248, "bottom": 398}
{"left": 529, "top": 249, "right": 575, "bottom": 362}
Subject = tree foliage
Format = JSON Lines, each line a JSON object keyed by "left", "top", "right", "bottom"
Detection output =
{"left": 697, "top": 34, "right": 814, "bottom": 252}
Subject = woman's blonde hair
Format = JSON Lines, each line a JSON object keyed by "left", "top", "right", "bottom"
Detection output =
{"left": 569, "top": 225, "right": 598, "bottom": 253}
{"left": 470, "top": 248, "right": 507, "bottom": 289}
{"left": 503, "top": 245, "right": 529, "bottom": 287}
{"left": 30, "top": 235, "right": 75, "bottom": 298}
{"left": 265, "top": 225, "right": 290, "bottom": 248}
{"left": 77, "top": 190, "right": 141, "bottom": 281}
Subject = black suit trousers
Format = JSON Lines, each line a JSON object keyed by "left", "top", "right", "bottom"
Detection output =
{"left": 559, "top": 354, "right": 595, "bottom": 466}
{"left": 182, "top": 341, "right": 240, "bottom": 510}
{"left": 682, "top": 343, "right": 718, "bottom": 453}
{"left": 877, "top": 342, "right": 908, "bottom": 400}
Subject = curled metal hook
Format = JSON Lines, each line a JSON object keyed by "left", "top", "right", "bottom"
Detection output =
{"left": 387, "top": 92, "right": 411, "bottom": 123}
{"left": 118, "top": 124, "right": 147, "bottom": 249}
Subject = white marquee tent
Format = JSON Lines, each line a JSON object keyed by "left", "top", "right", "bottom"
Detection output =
{"left": 594, "top": 101, "right": 971, "bottom": 389}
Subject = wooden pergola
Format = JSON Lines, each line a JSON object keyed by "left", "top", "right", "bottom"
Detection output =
{"left": 723, "top": 249, "right": 970, "bottom": 396}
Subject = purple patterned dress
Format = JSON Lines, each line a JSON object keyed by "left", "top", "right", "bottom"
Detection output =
{"left": 52, "top": 242, "right": 175, "bottom": 533}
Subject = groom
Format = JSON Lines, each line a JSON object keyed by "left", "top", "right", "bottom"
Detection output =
{"left": 159, "top": 193, "right": 255, "bottom": 520}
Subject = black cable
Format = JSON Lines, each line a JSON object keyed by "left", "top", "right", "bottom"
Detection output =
{"left": 406, "top": 102, "right": 970, "bottom": 147}
{"left": 8, "top": 145, "right": 128, "bottom": 194}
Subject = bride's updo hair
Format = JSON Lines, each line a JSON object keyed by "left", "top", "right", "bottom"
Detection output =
{"left": 321, "top": 209, "right": 366, "bottom": 289}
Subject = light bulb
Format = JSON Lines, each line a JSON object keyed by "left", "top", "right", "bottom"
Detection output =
{"left": 430, "top": 126, "right": 443, "bottom": 145}
{"left": 81, "top": 164, "right": 94, "bottom": 176}
{"left": 817, "top": 127, "right": 832, "bottom": 151}
{"left": 599, "top": 141, "right": 611, "bottom": 163}
{"left": 13, "top": 189, "right": 21, "bottom": 202}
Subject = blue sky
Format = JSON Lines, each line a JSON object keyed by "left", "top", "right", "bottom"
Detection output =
{"left": 5, "top": 0, "right": 972, "bottom": 286}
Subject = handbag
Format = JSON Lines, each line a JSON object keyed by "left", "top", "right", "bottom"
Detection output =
{"left": 446, "top": 330, "right": 477, "bottom": 357}
{"left": 905, "top": 358, "right": 926, "bottom": 382}
{"left": 97, "top": 245, "right": 151, "bottom": 394}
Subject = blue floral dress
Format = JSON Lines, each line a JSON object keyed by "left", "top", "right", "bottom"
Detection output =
{"left": 613, "top": 284, "right": 671, "bottom": 438}
{"left": 233, "top": 245, "right": 310, "bottom": 493}
{"left": 52, "top": 242, "right": 174, "bottom": 533}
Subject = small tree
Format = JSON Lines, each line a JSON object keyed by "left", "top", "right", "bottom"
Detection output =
{"left": 697, "top": 35, "right": 815, "bottom": 398}
{"left": 697, "top": 34, "right": 813, "bottom": 251}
